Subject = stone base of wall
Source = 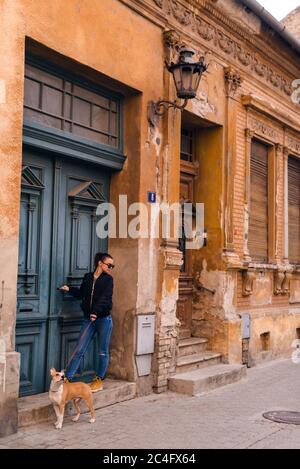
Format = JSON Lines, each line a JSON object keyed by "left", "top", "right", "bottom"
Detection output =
{"left": 247, "top": 310, "right": 300, "bottom": 366}
{"left": 153, "top": 328, "right": 179, "bottom": 394}
{"left": 0, "top": 352, "right": 20, "bottom": 437}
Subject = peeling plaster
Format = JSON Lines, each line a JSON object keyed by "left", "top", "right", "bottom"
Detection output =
{"left": 192, "top": 90, "right": 215, "bottom": 118}
{"left": 199, "top": 260, "right": 238, "bottom": 320}
{"left": 162, "top": 144, "right": 169, "bottom": 203}
{"left": 290, "top": 279, "right": 300, "bottom": 304}
{"left": 159, "top": 280, "right": 179, "bottom": 329}
{"left": 148, "top": 125, "right": 162, "bottom": 158}
{"left": 251, "top": 275, "right": 272, "bottom": 306}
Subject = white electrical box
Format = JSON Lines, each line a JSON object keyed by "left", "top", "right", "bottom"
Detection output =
{"left": 136, "top": 315, "right": 155, "bottom": 355}
{"left": 241, "top": 314, "right": 251, "bottom": 340}
{"left": 136, "top": 315, "right": 155, "bottom": 376}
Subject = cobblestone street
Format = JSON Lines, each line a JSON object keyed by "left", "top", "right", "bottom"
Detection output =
{"left": 1, "top": 358, "right": 300, "bottom": 449}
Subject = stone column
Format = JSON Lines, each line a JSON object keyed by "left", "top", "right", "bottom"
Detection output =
{"left": 273, "top": 144, "right": 283, "bottom": 264}
{"left": 222, "top": 67, "right": 243, "bottom": 267}
{"left": 243, "top": 128, "right": 255, "bottom": 264}
{"left": 283, "top": 147, "right": 289, "bottom": 263}
{"left": 152, "top": 30, "right": 183, "bottom": 393}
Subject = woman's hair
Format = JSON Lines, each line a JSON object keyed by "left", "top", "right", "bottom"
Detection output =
{"left": 94, "top": 252, "right": 113, "bottom": 270}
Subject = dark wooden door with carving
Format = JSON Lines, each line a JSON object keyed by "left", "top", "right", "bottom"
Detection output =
{"left": 177, "top": 171, "right": 195, "bottom": 339}
{"left": 16, "top": 147, "right": 109, "bottom": 396}
{"left": 177, "top": 128, "right": 198, "bottom": 339}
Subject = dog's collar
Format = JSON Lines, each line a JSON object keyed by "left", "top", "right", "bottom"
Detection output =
{"left": 50, "top": 380, "right": 64, "bottom": 392}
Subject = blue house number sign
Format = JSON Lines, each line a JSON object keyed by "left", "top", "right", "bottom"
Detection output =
{"left": 148, "top": 192, "right": 156, "bottom": 203}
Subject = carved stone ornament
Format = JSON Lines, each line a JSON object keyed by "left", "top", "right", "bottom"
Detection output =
{"left": 242, "top": 270, "right": 256, "bottom": 296}
{"left": 245, "top": 128, "right": 255, "bottom": 142}
{"left": 282, "top": 272, "right": 293, "bottom": 295}
{"left": 219, "top": 33, "right": 234, "bottom": 55}
{"left": 169, "top": 0, "right": 192, "bottom": 26}
{"left": 274, "top": 271, "right": 285, "bottom": 295}
{"left": 248, "top": 117, "right": 279, "bottom": 141}
{"left": 163, "top": 29, "right": 185, "bottom": 63}
{"left": 287, "top": 136, "right": 300, "bottom": 155}
{"left": 162, "top": 240, "right": 183, "bottom": 270}
{"left": 150, "top": 0, "right": 293, "bottom": 99}
{"left": 283, "top": 146, "right": 290, "bottom": 158}
{"left": 195, "top": 16, "right": 215, "bottom": 42}
{"left": 163, "top": 29, "right": 180, "bottom": 49}
{"left": 224, "top": 67, "right": 243, "bottom": 98}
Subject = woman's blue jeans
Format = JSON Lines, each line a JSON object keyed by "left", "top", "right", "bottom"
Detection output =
{"left": 65, "top": 315, "right": 113, "bottom": 380}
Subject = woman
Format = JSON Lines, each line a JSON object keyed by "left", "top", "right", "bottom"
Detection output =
{"left": 59, "top": 252, "right": 114, "bottom": 392}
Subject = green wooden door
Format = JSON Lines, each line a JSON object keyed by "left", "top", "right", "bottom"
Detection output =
{"left": 16, "top": 147, "right": 110, "bottom": 396}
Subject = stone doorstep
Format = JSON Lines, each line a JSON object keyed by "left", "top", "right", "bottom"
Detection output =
{"left": 176, "top": 351, "right": 222, "bottom": 373}
{"left": 18, "top": 378, "right": 137, "bottom": 428}
{"left": 178, "top": 338, "right": 208, "bottom": 357}
{"left": 168, "top": 364, "right": 247, "bottom": 396}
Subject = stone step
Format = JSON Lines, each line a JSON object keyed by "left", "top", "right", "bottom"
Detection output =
{"left": 178, "top": 337, "right": 208, "bottom": 357}
{"left": 169, "top": 364, "right": 247, "bottom": 396}
{"left": 18, "top": 378, "right": 136, "bottom": 428}
{"left": 179, "top": 329, "right": 192, "bottom": 340}
{"left": 176, "top": 351, "right": 222, "bottom": 373}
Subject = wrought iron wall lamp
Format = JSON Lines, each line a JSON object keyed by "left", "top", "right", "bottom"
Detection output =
{"left": 148, "top": 48, "right": 208, "bottom": 127}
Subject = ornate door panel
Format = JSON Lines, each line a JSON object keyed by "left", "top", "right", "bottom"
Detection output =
{"left": 47, "top": 159, "right": 109, "bottom": 386}
{"left": 16, "top": 151, "right": 53, "bottom": 395}
{"left": 177, "top": 171, "right": 195, "bottom": 340}
{"left": 17, "top": 148, "right": 110, "bottom": 395}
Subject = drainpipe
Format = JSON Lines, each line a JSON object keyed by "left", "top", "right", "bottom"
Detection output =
{"left": 241, "top": 0, "right": 300, "bottom": 55}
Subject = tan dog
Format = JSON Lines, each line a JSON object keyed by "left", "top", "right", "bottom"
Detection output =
{"left": 49, "top": 368, "right": 95, "bottom": 429}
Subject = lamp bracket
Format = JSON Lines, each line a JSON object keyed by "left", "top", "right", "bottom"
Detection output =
{"left": 148, "top": 99, "right": 188, "bottom": 127}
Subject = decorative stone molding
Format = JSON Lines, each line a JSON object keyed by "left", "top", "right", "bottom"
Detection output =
{"left": 245, "top": 128, "right": 255, "bottom": 142}
{"left": 163, "top": 28, "right": 181, "bottom": 49}
{"left": 242, "top": 270, "right": 256, "bottom": 296}
{"left": 248, "top": 116, "right": 279, "bottom": 142}
{"left": 224, "top": 66, "right": 243, "bottom": 98}
{"left": 282, "top": 272, "right": 293, "bottom": 295}
{"left": 222, "top": 251, "right": 244, "bottom": 270}
{"left": 242, "top": 94, "right": 300, "bottom": 134}
{"left": 149, "top": 0, "right": 295, "bottom": 99}
{"left": 283, "top": 146, "right": 290, "bottom": 158}
{"left": 163, "top": 29, "right": 185, "bottom": 62}
{"left": 164, "top": 252, "right": 183, "bottom": 270}
{"left": 274, "top": 271, "right": 285, "bottom": 295}
{"left": 195, "top": 16, "right": 215, "bottom": 41}
{"left": 170, "top": 0, "right": 192, "bottom": 25}
{"left": 286, "top": 136, "right": 300, "bottom": 156}
{"left": 161, "top": 240, "right": 183, "bottom": 270}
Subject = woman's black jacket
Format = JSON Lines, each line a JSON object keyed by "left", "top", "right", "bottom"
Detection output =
{"left": 69, "top": 272, "right": 113, "bottom": 318}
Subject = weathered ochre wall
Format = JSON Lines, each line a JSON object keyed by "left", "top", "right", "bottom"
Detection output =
{"left": 0, "top": 0, "right": 24, "bottom": 437}
{"left": 1, "top": 0, "right": 300, "bottom": 437}
{"left": 0, "top": 0, "right": 167, "bottom": 434}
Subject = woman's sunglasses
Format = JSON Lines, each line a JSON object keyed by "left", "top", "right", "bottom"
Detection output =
{"left": 102, "top": 262, "right": 114, "bottom": 270}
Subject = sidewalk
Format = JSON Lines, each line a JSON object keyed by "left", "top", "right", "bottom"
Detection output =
{"left": 1, "top": 358, "right": 300, "bottom": 449}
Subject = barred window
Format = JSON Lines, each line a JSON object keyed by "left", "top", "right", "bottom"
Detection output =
{"left": 24, "top": 63, "right": 120, "bottom": 149}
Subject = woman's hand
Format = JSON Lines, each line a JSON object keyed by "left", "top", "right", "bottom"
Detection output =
{"left": 59, "top": 285, "right": 69, "bottom": 292}
{"left": 90, "top": 314, "right": 97, "bottom": 322}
